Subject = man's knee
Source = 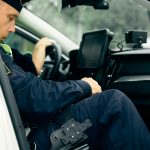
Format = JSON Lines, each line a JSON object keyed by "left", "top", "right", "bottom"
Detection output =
{"left": 96, "top": 89, "right": 135, "bottom": 123}
{"left": 102, "top": 89, "right": 125, "bottom": 98}
{"left": 101, "top": 89, "right": 131, "bottom": 106}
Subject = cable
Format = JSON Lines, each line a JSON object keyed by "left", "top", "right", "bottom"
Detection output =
{"left": 110, "top": 39, "right": 125, "bottom": 51}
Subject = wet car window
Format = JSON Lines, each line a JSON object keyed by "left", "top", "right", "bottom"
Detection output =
{"left": 26, "top": 0, "right": 150, "bottom": 45}
{"left": 5, "top": 33, "right": 34, "bottom": 54}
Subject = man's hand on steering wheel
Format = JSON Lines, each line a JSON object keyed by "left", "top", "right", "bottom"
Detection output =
{"left": 32, "top": 37, "right": 56, "bottom": 75}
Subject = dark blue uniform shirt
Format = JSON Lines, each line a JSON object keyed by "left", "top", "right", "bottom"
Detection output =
{"left": 0, "top": 47, "right": 91, "bottom": 124}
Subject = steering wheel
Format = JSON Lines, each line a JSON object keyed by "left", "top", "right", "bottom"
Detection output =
{"left": 40, "top": 43, "right": 62, "bottom": 80}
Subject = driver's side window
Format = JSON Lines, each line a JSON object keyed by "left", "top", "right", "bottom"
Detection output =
{"left": 4, "top": 32, "right": 35, "bottom": 54}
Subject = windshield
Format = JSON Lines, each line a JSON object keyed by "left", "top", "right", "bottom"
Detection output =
{"left": 26, "top": 0, "right": 150, "bottom": 45}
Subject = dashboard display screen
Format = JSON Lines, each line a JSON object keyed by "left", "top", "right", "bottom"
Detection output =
{"left": 77, "top": 29, "right": 113, "bottom": 68}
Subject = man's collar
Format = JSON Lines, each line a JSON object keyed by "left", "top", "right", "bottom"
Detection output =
{"left": 0, "top": 42, "right": 13, "bottom": 57}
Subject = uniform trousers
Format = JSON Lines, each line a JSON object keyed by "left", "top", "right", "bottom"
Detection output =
{"left": 28, "top": 89, "right": 150, "bottom": 150}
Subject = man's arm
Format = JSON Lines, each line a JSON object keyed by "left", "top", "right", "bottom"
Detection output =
{"left": 0, "top": 49, "right": 92, "bottom": 124}
{"left": 12, "top": 49, "right": 37, "bottom": 75}
{"left": 10, "top": 68, "right": 92, "bottom": 124}
{"left": 32, "top": 37, "right": 55, "bottom": 74}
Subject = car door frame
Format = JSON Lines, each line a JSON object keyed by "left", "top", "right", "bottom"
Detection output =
{"left": 0, "top": 55, "right": 30, "bottom": 150}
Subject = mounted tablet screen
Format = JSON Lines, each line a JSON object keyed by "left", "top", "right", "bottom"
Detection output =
{"left": 77, "top": 29, "right": 113, "bottom": 69}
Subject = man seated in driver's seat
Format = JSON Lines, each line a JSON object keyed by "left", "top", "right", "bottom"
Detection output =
{"left": 0, "top": 0, "right": 150, "bottom": 150}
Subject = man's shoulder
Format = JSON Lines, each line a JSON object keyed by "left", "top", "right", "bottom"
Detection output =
{"left": 0, "top": 46, "right": 4, "bottom": 54}
{"left": 0, "top": 46, "right": 14, "bottom": 66}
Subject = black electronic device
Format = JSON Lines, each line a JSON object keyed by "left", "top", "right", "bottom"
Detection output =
{"left": 125, "top": 30, "right": 147, "bottom": 44}
{"left": 77, "top": 29, "right": 113, "bottom": 69}
{"left": 50, "top": 118, "right": 92, "bottom": 150}
{"left": 61, "top": 0, "right": 109, "bottom": 9}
